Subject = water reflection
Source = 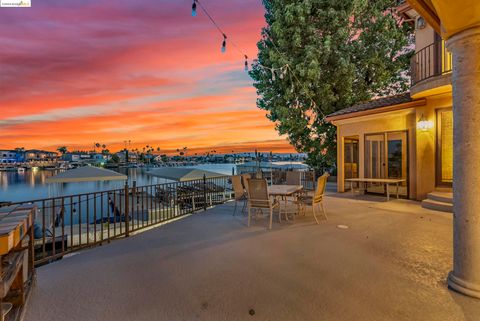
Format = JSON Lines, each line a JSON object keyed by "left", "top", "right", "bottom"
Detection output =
{"left": 0, "top": 164, "right": 235, "bottom": 203}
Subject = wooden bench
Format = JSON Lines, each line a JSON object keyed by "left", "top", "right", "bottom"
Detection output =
{"left": 345, "top": 178, "right": 406, "bottom": 201}
{"left": 0, "top": 205, "right": 36, "bottom": 321}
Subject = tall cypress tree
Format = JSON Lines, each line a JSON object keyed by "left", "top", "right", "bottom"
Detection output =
{"left": 250, "top": 0, "right": 413, "bottom": 173}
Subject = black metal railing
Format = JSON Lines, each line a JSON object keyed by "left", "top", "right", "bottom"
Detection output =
{"left": 411, "top": 41, "right": 453, "bottom": 85}
{"left": 7, "top": 176, "right": 232, "bottom": 266}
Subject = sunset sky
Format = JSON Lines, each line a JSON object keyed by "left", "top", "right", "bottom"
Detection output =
{"left": 0, "top": 0, "right": 294, "bottom": 154}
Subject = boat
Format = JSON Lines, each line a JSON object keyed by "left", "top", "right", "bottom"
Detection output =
{"left": 17, "top": 167, "right": 26, "bottom": 173}
{"left": 41, "top": 165, "right": 57, "bottom": 170}
{"left": 0, "top": 166, "right": 16, "bottom": 172}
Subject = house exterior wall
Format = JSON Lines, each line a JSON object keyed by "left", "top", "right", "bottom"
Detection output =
{"left": 415, "top": 22, "right": 435, "bottom": 51}
{"left": 335, "top": 109, "right": 417, "bottom": 199}
{"left": 414, "top": 93, "right": 452, "bottom": 199}
{"left": 333, "top": 93, "right": 452, "bottom": 201}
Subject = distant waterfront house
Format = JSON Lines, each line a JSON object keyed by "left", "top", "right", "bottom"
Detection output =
{"left": 62, "top": 153, "right": 84, "bottom": 162}
{"left": 0, "top": 150, "right": 20, "bottom": 163}
{"left": 24, "top": 149, "right": 59, "bottom": 162}
{"left": 92, "top": 153, "right": 106, "bottom": 160}
{"left": 116, "top": 150, "right": 138, "bottom": 163}
{"left": 325, "top": 2, "right": 452, "bottom": 205}
{"left": 62, "top": 152, "right": 107, "bottom": 162}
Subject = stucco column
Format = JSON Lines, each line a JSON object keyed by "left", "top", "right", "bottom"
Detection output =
{"left": 447, "top": 26, "right": 480, "bottom": 299}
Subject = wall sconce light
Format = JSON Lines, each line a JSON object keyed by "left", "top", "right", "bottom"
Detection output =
{"left": 417, "top": 113, "right": 433, "bottom": 131}
{"left": 416, "top": 16, "right": 426, "bottom": 29}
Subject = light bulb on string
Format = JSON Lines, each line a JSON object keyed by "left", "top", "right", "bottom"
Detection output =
{"left": 221, "top": 34, "right": 227, "bottom": 53}
{"left": 191, "top": 0, "right": 197, "bottom": 17}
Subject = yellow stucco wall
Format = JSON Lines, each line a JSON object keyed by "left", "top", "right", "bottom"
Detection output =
{"left": 333, "top": 92, "right": 452, "bottom": 201}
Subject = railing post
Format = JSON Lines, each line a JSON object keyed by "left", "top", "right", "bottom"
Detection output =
{"left": 124, "top": 182, "right": 130, "bottom": 237}
{"left": 132, "top": 180, "right": 136, "bottom": 231}
{"left": 203, "top": 174, "right": 207, "bottom": 211}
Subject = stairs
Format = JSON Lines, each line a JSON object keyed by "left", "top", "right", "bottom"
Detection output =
{"left": 421, "top": 190, "right": 453, "bottom": 213}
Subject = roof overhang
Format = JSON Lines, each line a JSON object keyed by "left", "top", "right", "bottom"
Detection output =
{"left": 406, "top": 0, "right": 441, "bottom": 34}
{"left": 407, "top": 0, "right": 480, "bottom": 39}
{"left": 325, "top": 99, "right": 426, "bottom": 124}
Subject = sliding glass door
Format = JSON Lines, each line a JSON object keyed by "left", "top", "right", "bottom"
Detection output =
{"left": 364, "top": 131, "right": 408, "bottom": 197}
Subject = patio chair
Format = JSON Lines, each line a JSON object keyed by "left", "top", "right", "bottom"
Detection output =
{"left": 272, "top": 170, "right": 285, "bottom": 185}
{"left": 241, "top": 173, "right": 252, "bottom": 196}
{"left": 301, "top": 171, "right": 316, "bottom": 195}
{"left": 285, "top": 171, "right": 303, "bottom": 203}
{"left": 286, "top": 171, "right": 302, "bottom": 185}
{"left": 232, "top": 175, "right": 247, "bottom": 216}
{"left": 246, "top": 178, "right": 279, "bottom": 230}
{"left": 296, "top": 173, "right": 329, "bottom": 224}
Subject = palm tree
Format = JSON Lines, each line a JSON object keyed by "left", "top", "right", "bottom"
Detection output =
{"left": 57, "top": 146, "right": 68, "bottom": 155}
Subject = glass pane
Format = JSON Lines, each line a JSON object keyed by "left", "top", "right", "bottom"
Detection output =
{"left": 344, "top": 138, "right": 359, "bottom": 190}
{"left": 440, "top": 111, "right": 453, "bottom": 183}
{"left": 387, "top": 139, "right": 402, "bottom": 178}
{"left": 387, "top": 132, "right": 407, "bottom": 180}
{"left": 365, "top": 134, "right": 385, "bottom": 179}
{"left": 344, "top": 139, "right": 359, "bottom": 179}
{"left": 387, "top": 131, "right": 408, "bottom": 196}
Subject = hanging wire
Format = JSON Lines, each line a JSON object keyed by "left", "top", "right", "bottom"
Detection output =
{"left": 193, "top": 0, "right": 249, "bottom": 69}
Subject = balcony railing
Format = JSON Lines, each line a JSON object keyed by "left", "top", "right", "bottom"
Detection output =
{"left": 411, "top": 41, "right": 453, "bottom": 85}
{"left": 5, "top": 176, "right": 233, "bottom": 266}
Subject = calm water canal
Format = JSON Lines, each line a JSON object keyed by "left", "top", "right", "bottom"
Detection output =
{"left": 0, "top": 164, "right": 236, "bottom": 203}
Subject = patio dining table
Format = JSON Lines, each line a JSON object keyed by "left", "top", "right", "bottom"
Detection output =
{"left": 345, "top": 178, "right": 406, "bottom": 201}
{"left": 268, "top": 184, "right": 303, "bottom": 221}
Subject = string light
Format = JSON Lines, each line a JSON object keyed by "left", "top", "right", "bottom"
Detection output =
{"left": 221, "top": 34, "right": 227, "bottom": 53}
{"left": 191, "top": 0, "right": 197, "bottom": 17}
{"left": 188, "top": 0, "right": 322, "bottom": 119}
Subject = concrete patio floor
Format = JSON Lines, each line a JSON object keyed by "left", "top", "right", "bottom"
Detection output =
{"left": 24, "top": 192, "right": 480, "bottom": 321}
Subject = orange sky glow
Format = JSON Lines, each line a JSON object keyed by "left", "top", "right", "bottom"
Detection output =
{"left": 0, "top": 0, "right": 295, "bottom": 155}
